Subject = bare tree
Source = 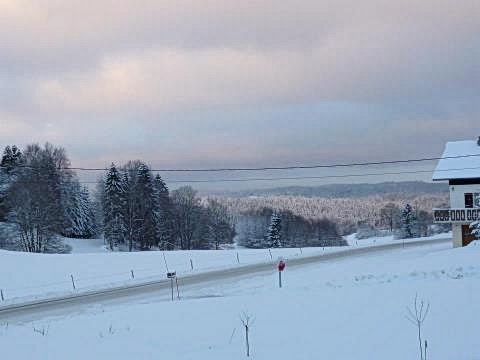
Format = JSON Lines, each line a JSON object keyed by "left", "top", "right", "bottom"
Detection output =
{"left": 240, "top": 312, "right": 255, "bottom": 357}
{"left": 171, "top": 186, "right": 201, "bottom": 250}
{"left": 380, "top": 203, "right": 401, "bottom": 232}
{"left": 405, "top": 294, "right": 430, "bottom": 360}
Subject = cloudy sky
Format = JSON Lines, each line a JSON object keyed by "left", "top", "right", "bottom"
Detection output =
{"left": 1, "top": 1, "right": 479, "bottom": 189}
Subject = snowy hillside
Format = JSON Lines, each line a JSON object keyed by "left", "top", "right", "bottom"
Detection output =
{"left": 1, "top": 237, "right": 479, "bottom": 359}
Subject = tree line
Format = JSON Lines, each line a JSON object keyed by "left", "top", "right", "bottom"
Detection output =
{"left": 0, "top": 143, "right": 235, "bottom": 252}
{"left": 236, "top": 208, "right": 347, "bottom": 248}
{"left": 217, "top": 192, "right": 449, "bottom": 235}
{"left": 99, "top": 161, "right": 235, "bottom": 251}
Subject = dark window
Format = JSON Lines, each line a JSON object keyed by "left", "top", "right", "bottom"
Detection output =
{"left": 465, "top": 193, "right": 473, "bottom": 208}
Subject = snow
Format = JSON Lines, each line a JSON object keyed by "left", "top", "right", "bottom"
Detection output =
{"left": 1, "top": 238, "right": 479, "bottom": 359}
{"left": 0, "top": 233, "right": 449, "bottom": 303}
{"left": 432, "top": 139, "right": 480, "bottom": 180}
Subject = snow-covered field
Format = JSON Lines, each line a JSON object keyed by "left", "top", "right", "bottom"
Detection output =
{"left": 1, "top": 237, "right": 479, "bottom": 359}
{"left": 0, "top": 233, "right": 449, "bottom": 303}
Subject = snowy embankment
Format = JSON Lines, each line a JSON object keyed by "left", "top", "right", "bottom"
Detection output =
{"left": 0, "top": 233, "right": 449, "bottom": 304}
{"left": 1, "top": 236, "right": 479, "bottom": 360}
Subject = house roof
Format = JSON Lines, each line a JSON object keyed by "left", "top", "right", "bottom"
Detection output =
{"left": 432, "top": 140, "right": 480, "bottom": 181}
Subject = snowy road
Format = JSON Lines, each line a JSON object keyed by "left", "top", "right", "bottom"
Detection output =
{"left": 0, "top": 237, "right": 450, "bottom": 322}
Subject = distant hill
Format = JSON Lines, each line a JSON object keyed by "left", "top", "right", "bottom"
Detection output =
{"left": 215, "top": 181, "right": 448, "bottom": 198}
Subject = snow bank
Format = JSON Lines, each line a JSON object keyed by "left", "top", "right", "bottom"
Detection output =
{"left": 0, "top": 235, "right": 478, "bottom": 360}
{"left": 0, "top": 233, "right": 450, "bottom": 303}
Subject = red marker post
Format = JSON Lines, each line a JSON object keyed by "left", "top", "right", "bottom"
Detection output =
{"left": 277, "top": 259, "right": 286, "bottom": 288}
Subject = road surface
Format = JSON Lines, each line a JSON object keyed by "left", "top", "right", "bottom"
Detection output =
{"left": 0, "top": 237, "right": 450, "bottom": 322}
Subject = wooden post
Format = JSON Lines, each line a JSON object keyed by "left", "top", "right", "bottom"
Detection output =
{"left": 70, "top": 275, "right": 76, "bottom": 290}
{"left": 236, "top": 252, "right": 240, "bottom": 264}
{"left": 245, "top": 325, "right": 250, "bottom": 357}
{"left": 131, "top": 270, "right": 135, "bottom": 279}
{"left": 0, "top": 289, "right": 4, "bottom": 301}
{"left": 163, "top": 252, "right": 169, "bottom": 272}
{"left": 175, "top": 277, "right": 180, "bottom": 300}
{"left": 190, "top": 259, "right": 194, "bottom": 271}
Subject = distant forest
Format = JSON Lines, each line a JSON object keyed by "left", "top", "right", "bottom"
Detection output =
{"left": 216, "top": 181, "right": 448, "bottom": 198}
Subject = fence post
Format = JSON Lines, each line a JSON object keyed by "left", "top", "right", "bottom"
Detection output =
{"left": 236, "top": 252, "right": 240, "bottom": 264}
{"left": 268, "top": 249, "right": 273, "bottom": 260}
{"left": 175, "top": 277, "right": 180, "bottom": 300}
{"left": 70, "top": 275, "right": 76, "bottom": 290}
{"left": 131, "top": 270, "right": 135, "bottom": 279}
{"left": 163, "top": 252, "right": 169, "bottom": 272}
{"left": 190, "top": 259, "right": 194, "bottom": 271}
{"left": 0, "top": 289, "right": 4, "bottom": 301}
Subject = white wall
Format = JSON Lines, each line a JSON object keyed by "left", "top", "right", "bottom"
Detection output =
{"left": 449, "top": 184, "right": 480, "bottom": 247}
{"left": 449, "top": 184, "right": 480, "bottom": 207}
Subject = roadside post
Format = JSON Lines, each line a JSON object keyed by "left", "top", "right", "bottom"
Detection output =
{"left": 277, "top": 259, "right": 286, "bottom": 288}
{"left": 167, "top": 271, "right": 177, "bottom": 301}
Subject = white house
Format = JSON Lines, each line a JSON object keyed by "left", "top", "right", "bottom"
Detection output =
{"left": 432, "top": 137, "right": 480, "bottom": 247}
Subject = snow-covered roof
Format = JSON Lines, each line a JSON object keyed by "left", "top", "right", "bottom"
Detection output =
{"left": 432, "top": 139, "right": 480, "bottom": 181}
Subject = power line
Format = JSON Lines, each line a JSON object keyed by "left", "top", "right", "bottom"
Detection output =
{"left": 2, "top": 153, "right": 480, "bottom": 173}
{"left": 36, "top": 165, "right": 477, "bottom": 185}
{"left": 164, "top": 165, "right": 480, "bottom": 184}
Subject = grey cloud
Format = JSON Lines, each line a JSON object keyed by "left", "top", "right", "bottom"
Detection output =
{"left": 0, "top": 0, "right": 479, "bottom": 187}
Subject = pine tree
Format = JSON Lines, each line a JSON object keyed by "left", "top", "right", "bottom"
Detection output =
{"left": 103, "top": 163, "right": 125, "bottom": 250}
{"left": 63, "top": 181, "right": 97, "bottom": 238}
{"left": 400, "top": 204, "right": 417, "bottom": 239}
{"left": 0, "top": 145, "right": 23, "bottom": 173}
{"left": 153, "top": 174, "right": 175, "bottom": 249}
{"left": 134, "top": 164, "right": 156, "bottom": 249}
{"left": 470, "top": 221, "right": 480, "bottom": 240}
{"left": 0, "top": 145, "right": 24, "bottom": 220}
{"left": 266, "top": 212, "right": 282, "bottom": 248}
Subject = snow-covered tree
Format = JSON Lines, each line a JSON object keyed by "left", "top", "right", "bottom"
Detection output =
{"left": 0, "top": 145, "right": 23, "bottom": 173}
{"left": 266, "top": 212, "right": 282, "bottom": 248}
{"left": 470, "top": 221, "right": 480, "bottom": 240}
{"left": 153, "top": 174, "right": 175, "bottom": 249}
{"left": 134, "top": 163, "right": 156, "bottom": 249}
{"left": 171, "top": 186, "right": 201, "bottom": 250}
{"left": 0, "top": 145, "right": 24, "bottom": 220}
{"left": 400, "top": 204, "right": 417, "bottom": 239}
{"left": 103, "top": 163, "right": 125, "bottom": 250}
{"left": 62, "top": 180, "right": 97, "bottom": 238}
{"left": 205, "top": 199, "right": 235, "bottom": 250}
{"left": 6, "top": 143, "right": 68, "bottom": 252}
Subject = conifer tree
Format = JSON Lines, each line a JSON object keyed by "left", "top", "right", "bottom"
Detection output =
{"left": 134, "top": 164, "right": 156, "bottom": 249}
{"left": 266, "top": 212, "right": 282, "bottom": 248}
{"left": 0, "top": 145, "right": 24, "bottom": 220}
{"left": 153, "top": 174, "right": 175, "bottom": 249}
{"left": 470, "top": 221, "right": 480, "bottom": 240}
{"left": 0, "top": 145, "right": 23, "bottom": 173}
{"left": 103, "top": 163, "right": 125, "bottom": 250}
{"left": 400, "top": 204, "right": 417, "bottom": 239}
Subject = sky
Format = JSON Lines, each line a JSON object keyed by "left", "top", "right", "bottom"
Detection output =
{"left": 0, "top": 1, "right": 479, "bottom": 190}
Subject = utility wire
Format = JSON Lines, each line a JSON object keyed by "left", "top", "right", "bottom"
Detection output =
{"left": 15, "top": 165, "right": 478, "bottom": 185}
{"left": 163, "top": 165, "right": 480, "bottom": 184}
{"left": 1, "top": 153, "right": 480, "bottom": 173}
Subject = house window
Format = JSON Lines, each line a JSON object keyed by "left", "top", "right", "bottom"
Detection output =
{"left": 465, "top": 193, "right": 474, "bottom": 208}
